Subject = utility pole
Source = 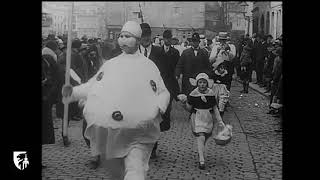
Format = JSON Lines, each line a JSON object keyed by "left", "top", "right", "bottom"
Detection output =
{"left": 62, "top": 1, "right": 74, "bottom": 144}
{"left": 123, "top": 2, "right": 127, "bottom": 23}
{"left": 139, "top": 2, "right": 144, "bottom": 23}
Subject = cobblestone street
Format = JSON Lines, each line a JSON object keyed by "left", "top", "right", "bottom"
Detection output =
{"left": 42, "top": 80, "right": 282, "bottom": 180}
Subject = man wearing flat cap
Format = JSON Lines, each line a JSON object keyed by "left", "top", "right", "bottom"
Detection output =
{"left": 175, "top": 32, "right": 211, "bottom": 95}
{"left": 62, "top": 21, "right": 170, "bottom": 180}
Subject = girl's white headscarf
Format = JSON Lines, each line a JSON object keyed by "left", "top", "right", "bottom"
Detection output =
{"left": 189, "top": 73, "right": 214, "bottom": 88}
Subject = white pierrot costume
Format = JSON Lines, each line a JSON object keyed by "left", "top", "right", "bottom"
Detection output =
{"left": 67, "top": 21, "right": 170, "bottom": 176}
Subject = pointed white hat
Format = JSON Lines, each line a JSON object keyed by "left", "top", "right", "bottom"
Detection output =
{"left": 121, "top": 21, "right": 142, "bottom": 38}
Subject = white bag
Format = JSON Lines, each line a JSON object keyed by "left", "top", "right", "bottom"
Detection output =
{"left": 213, "top": 121, "right": 232, "bottom": 146}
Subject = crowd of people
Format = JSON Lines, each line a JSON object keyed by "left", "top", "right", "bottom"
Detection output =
{"left": 42, "top": 20, "right": 282, "bottom": 179}
{"left": 234, "top": 33, "right": 283, "bottom": 117}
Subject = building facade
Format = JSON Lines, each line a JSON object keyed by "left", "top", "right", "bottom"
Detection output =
{"left": 73, "top": 2, "right": 106, "bottom": 39}
{"left": 105, "top": 2, "right": 207, "bottom": 42}
{"left": 243, "top": 2, "right": 254, "bottom": 36}
{"left": 270, "top": 2, "right": 282, "bottom": 38}
{"left": 42, "top": 2, "right": 106, "bottom": 39}
{"left": 225, "top": 2, "right": 247, "bottom": 39}
{"left": 42, "top": 2, "right": 70, "bottom": 36}
{"left": 252, "top": 1, "right": 282, "bottom": 38}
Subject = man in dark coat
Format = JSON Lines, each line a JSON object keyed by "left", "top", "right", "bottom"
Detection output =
{"left": 248, "top": 33, "right": 257, "bottom": 82}
{"left": 84, "top": 45, "right": 101, "bottom": 79}
{"left": 175, "top": 32, "right": 211, "bottom": 95}
{"left": 235, "top": 35, "right": 244, "bottom": 75}
{"left": 254, "top": 34, "right": 266, "bottom": 86}
{"left": 42, "top": 54, "right": 59, "bottom": 146}
{"left": 159, "top": 30, "right": 180, "bottom": 131}
{"left": 139, "top": 23, "right": 173, "bottom": 159}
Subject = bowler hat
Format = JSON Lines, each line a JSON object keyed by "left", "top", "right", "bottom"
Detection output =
{"left": 140, "top": 23, "right": 152, "bottom": 37}
{"left": 163, "top": 30, "right": 172, "bottom": 39}
{"left": 191, "top": 32, "right": 200, "bottom": 42}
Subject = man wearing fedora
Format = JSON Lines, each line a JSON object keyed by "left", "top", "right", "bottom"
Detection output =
{"left": 175, "top": 32, "right": 211, "bottom": 96}
{"left": 149, "top": 29, "right": 181, "bottom": 159}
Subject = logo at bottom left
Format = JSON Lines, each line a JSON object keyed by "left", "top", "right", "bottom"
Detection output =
{"left": 13, "top": 151, "right": 29, "bottom": 170}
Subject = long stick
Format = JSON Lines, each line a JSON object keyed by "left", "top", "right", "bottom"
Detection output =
{"left": 63, "top": 2, "right": 74, "bottom": 138}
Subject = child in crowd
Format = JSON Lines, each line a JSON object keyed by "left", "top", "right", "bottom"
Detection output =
{"left": 211, "top": 62, "right": 230, "bottom": 118}
{"left": 239, "top": 44, "right": 252, "bottom": 93}
{"left": 177, "top": 73, "right": 231, "bottom": 170}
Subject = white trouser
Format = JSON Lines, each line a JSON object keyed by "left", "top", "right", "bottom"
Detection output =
{"left": 123, "top": 146, "right": 152, "bottom": 180}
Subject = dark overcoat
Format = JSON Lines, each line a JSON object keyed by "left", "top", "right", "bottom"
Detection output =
{"left": 139, "top": 45, "right": 174, "bottom": 132}
{"left": 175, "top": 47, "right": 211, "bottom": 95}
{"left": 42, "top": 54, "right": 59, "bottom": 144}
{"left": 160, "top": 46, "right": 180, "bottom": 100}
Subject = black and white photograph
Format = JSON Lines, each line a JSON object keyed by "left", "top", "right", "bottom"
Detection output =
{"left": 42, "top": 1, "right": 283, "bottom": 180}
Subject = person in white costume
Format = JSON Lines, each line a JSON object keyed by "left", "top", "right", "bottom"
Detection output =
{"left": 62, "top": 21, "right": 170, "bottom": 180}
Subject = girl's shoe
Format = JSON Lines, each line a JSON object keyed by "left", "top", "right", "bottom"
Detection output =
{"left": 199, "top": 162, "right": 205, "bottom": 170}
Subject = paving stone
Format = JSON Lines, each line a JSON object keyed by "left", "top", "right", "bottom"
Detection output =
{"left": 42, "top": 81, "right": 282, "bottom": 180}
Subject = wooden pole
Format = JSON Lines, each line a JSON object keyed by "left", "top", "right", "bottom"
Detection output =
{"left": 63, "top": 2, "right": 74, "bottom": 138}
